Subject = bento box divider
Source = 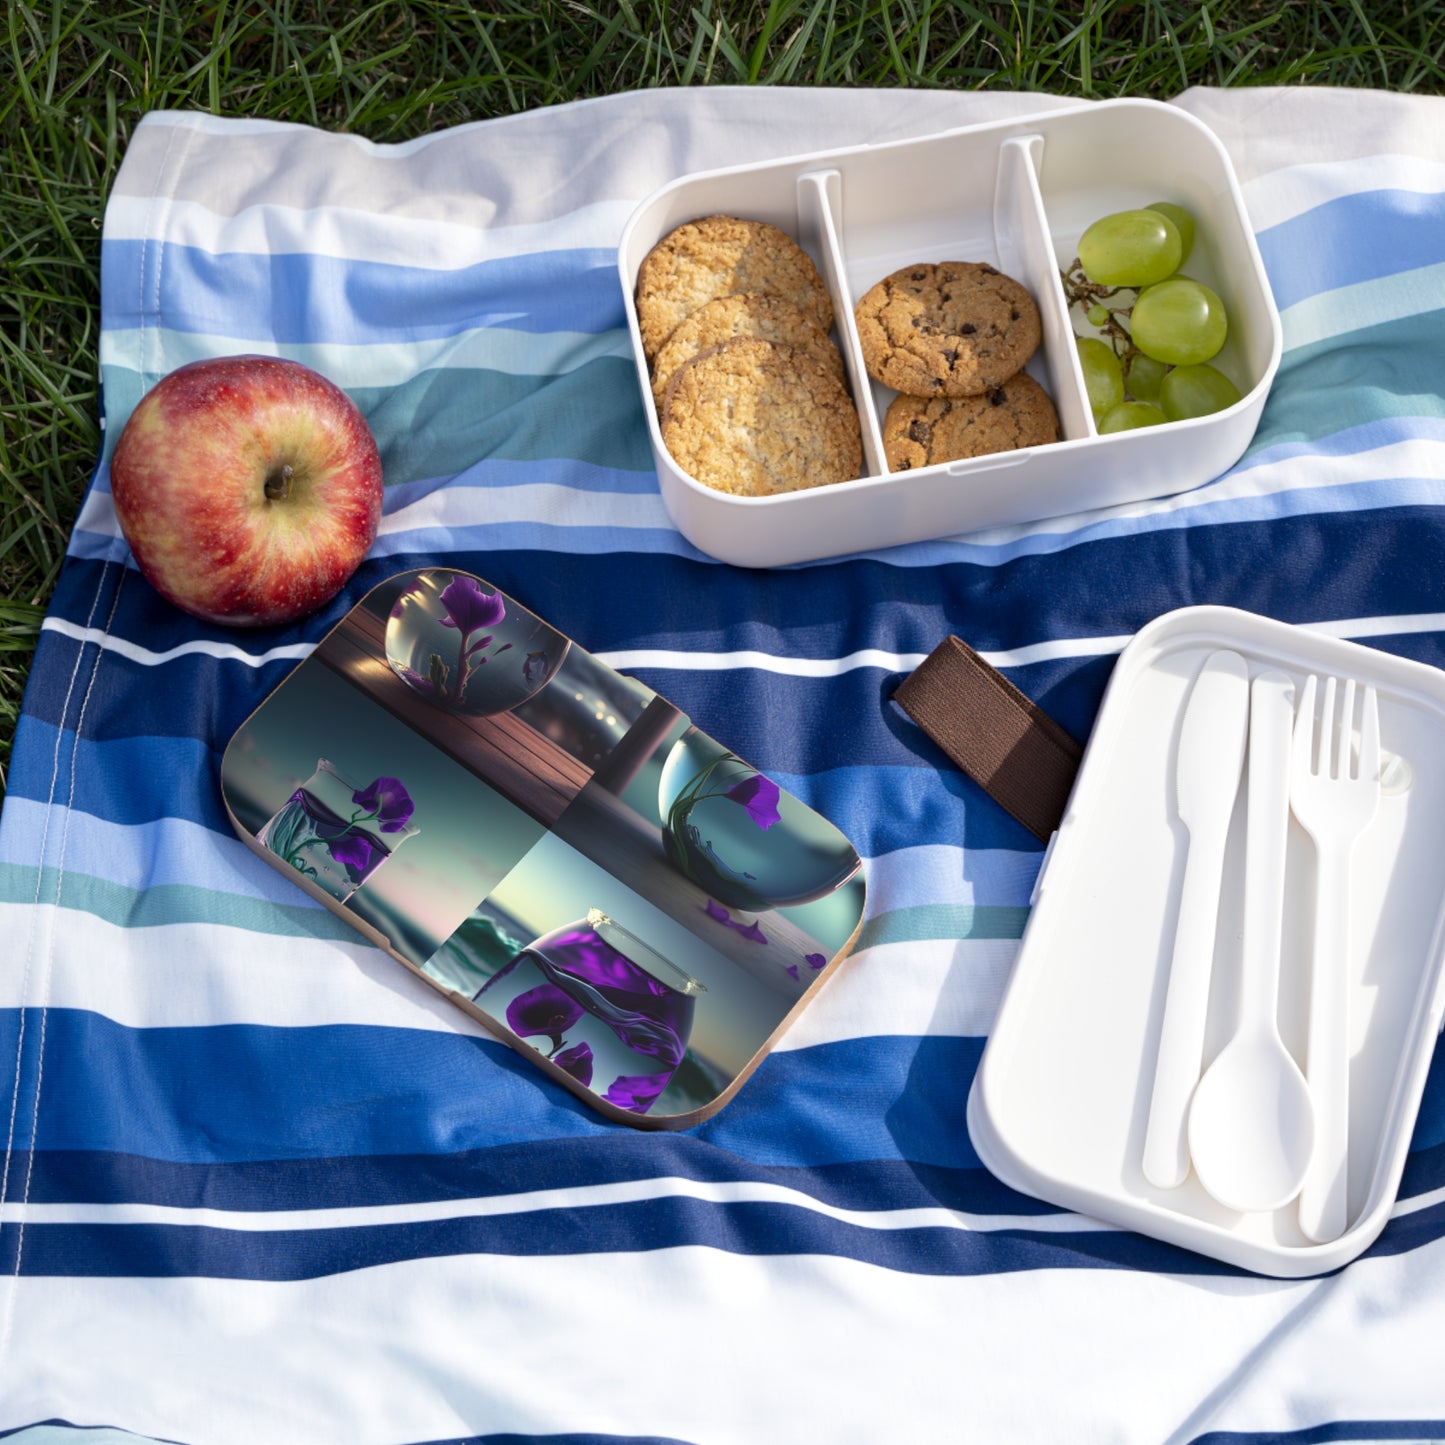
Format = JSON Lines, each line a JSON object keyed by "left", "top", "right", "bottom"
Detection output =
{"left": 993, "top": 133, "right": 1092, "bottom": 445}
{"left": 797, "top": 167, "right": 886, "bottom": 478}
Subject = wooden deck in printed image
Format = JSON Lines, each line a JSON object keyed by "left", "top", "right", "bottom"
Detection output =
{"left": 318, "top": 601, "right": 601, "bottom": 828}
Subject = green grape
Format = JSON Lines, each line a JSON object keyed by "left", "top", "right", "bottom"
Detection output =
{"left": 1086, "top": 304, "right": 1111, "bottom": 327}
{"left": 1160, "top": 363, "right": 1242, "bottom": 420}
{"left": 1076, "top": 337, "right": 1124, "bottom": 419}
{"left": 1077, "top": 209, "right": 1183, "bottom": 288}
{"left": 1098, "top": 401, "right": 1168, "bottom": 433}
{"left": 1125, "top": 353, "right": 1168, "bottom": 403}
{"left": 1146, "top": 202, "right": 1196, "bottom": 264}
{"left": 1130, "top": 277, "right": 1228, "bottom": 366}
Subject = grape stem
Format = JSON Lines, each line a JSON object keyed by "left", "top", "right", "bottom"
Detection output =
{"left": 1061, "top": 258, "right": 1139, "bottom": 363}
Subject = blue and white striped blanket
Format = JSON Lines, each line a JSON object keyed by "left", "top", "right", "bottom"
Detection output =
{"left": 3, "top": 85, "right": 1443, "bottom": 1443}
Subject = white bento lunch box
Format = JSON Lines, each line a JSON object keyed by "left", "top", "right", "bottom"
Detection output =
{"left": 968, "top": 607, "right": 1445, "bottom": 1277}
{"left": 617, "top": 98, "right": 1282, "bottom": 568}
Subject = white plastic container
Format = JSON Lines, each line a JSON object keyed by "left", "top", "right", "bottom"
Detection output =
{"left": 967, "top": 607, "right": 1445, "bottom": 1277}
{"left": 618, "top": 98, "right": 1282, "bottom": 568}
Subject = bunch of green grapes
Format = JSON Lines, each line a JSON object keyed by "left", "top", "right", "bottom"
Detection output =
{"left": 1064, "top": 203, "right": 1241, "bottom": 433}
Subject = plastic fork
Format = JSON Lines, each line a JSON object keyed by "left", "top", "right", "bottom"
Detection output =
{"left": 1290, "top": 674, "right": 1381, "bottom": 1243}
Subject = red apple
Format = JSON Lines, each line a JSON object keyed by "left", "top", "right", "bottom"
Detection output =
{"left": 110, "top": 354, "right": 384, "bottom": 627}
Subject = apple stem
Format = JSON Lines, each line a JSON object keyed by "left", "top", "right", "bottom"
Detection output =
{"left": 265, "top": 463, "right": 294, "bottom": 502}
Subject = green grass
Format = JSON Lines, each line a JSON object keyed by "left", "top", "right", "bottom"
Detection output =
{"left": 3, "top": 0, "right": 1444, "bottom": 797}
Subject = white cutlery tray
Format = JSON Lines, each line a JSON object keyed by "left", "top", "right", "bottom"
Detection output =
{"left": 967, "top": 606, "right": 1445, "bottom": 1276}
{"left": 617, "top": 99, "right": 1282, "bottom": 567}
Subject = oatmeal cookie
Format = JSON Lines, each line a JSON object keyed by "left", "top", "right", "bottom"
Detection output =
{"left": 854, "top": 261, "right": 1041, "bottom": 397}
{"left": 882, "top": 373, "right": 1059, "bottom": 470}
{"left": 650, "top": 291, "right": 844, "bottom": 410}
{"left": 660, "top": 336, "right": 861, "bottom": 497}
{"left": 636, "top": 215, "right": 835, "bottom": 360}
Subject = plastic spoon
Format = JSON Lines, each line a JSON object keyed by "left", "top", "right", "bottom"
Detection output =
{"left": 1188, "top": 669, "right": 1315, "bottom": 1213}
{"left": 1142, "top": 649, "right": 1251, "bottom": 1189}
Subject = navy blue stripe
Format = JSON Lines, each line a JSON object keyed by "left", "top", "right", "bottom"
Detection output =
{"left": 27, "top": 614, "right": 1442, "bottom": 809}
{"left": 1191, "top": 1422, "right": 1445, "bottom": 1445}
{"left": 21, "top": 626, "right": 320, "bottom": 748}
{"left": 22, "top": 506, "right": 1445, "bottom": 851}
{"left": 15, "top": 1147, "right": 1051, "bottom": 1217}
{"left": 1255, "top": 186, "right": 1445, "bottom": 311}
{"left": 417, "top": 1436, "right": 695, "bottom": 1445}
{"left": 29, "top": 1129, "right": 1440, "bottom": 1224}
{"left": 421, "top": 1436, "right": 695, "bottom": 1445}
{"left": 0, "top": 1198, "right": 1240, "bottom": 1281}
{"left": 100, "top": 241, "right": 625, "bottom": 343}
{"left": 41, "top": 509, "right": 1445, "bottom": 701}
{"left": 23, "top": 513, "right": 1445, "bottom": 771}
{"left": 38, "top": 551, "right": 406, "bottom": 673}
{"left": 0, "top": 1426, "right": 686, "bottom": 1445}
{"left": 1400, "top": 1137, "right": 1445, "bottom": 1195}
{"left": 1413, "top": 1047, "right": 1445, "bottom": 1154}
{"left": 1356, "top": 1195, "right": 1445, "bottom": 1264}
{"left": 423, "top": 1437, "right": 694, "bottom": 1445}
{"left": 7, "top": 1191, "right": 1439, "bottom": 1286}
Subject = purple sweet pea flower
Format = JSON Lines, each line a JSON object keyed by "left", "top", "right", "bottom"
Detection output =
{"left": 438, "top": 574, "right": 506, "bottom": 637}
{"left": 507, "top": 983, "right": 583, "bottom": 1053}
{"left": 603, "top": 1070, "right": 672, "bottom": 1114}
{"left": 785, "top": 964, "right": 800, "bottom": 981}
{"left": 327, "top": 831, "right": 376, "bottom": 875}
{"left": 552, "top": 1041, "right": 594, "bottom": 1087}
{"left": 805, "top": 952, "right": 827, "bottom": 971}
{"left": 351, "top": 776, "right": 415, "bottom": 833}
{"left": 725, "top": 773, "right": 781, "bottom": 831}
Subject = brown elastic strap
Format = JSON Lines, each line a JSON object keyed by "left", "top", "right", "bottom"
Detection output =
{"left": 893, "top": 635, "right": 1083, "bottom": 842}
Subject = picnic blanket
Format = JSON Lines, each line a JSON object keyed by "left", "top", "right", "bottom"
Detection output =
{"left": 3, "top": 84, "right": 1445, "bottom": 1444}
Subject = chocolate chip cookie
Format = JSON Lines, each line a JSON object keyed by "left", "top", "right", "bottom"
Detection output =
{"left": 882, "top": 373, "right": 1059, "bottom": 471}
{"left": 636, "top": 216, "right": 835, "bottom": 361}
{"left": 660, "top": 336, "right": 861, "bottom": 497}
{"left": 854, "top": 262, "right": 1041, "bottom": 397}
{"left": 650, "top": 291, "right": 844, "bottom": 410}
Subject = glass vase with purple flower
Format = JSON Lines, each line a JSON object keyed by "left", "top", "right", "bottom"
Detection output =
{"left": 257, "top": 759, "right": 418, "bottom": 904}
{"left": 384, "top": 569, "right": 570, "bottom": 716}
{"left": 658, "top": 729, "right": 862, "bottom": 912}
{"left": 476, "top": 909, "right": 705, "bottom": 1116}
